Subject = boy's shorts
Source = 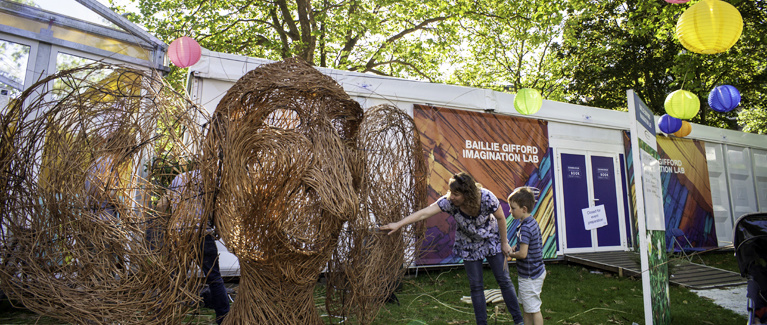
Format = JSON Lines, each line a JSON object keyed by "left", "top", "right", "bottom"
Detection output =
{"left": 518, "top": 269, "right": 546, "bottom": 313}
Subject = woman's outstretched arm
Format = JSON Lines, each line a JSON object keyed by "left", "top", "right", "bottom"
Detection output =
{"left": 379, "top": 203, "right": 442, "bottom": 235}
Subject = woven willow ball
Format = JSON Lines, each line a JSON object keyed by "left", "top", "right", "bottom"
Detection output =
{"left": 676, "top": 0, "right": 743, "bottom": 54}
{"left": 0, "top": 64, "right": 208, "bottom": 325}
{"left": 664, "top": 89, "right": 700, "bottom": 120}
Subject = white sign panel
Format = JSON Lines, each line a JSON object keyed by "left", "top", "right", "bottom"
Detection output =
{"left": 632, "top": 97, "right": 665, "bottom": 232}
{"left": 582, "top": 205, "right": 608, "bottom": 230}
{"left": 627, "top": 89, "right": 669, "bottom": 325}
{"left": 641, "top": 150, "right": 664, "bottom": 230}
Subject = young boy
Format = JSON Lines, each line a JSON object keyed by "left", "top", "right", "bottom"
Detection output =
{"left": 506, "top": 187, "right": 546, "bottom": 325}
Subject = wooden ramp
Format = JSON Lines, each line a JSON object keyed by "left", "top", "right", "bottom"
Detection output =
{"left": 564, "top": 251, "right": 746, "bottom": 289}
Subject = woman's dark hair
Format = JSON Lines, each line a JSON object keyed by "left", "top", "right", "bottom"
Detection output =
{"left": 448, "top": 172, "right": 481, "bottom": 216}
{"left": 508, "top": 187, "right": 536, "bottom": 212}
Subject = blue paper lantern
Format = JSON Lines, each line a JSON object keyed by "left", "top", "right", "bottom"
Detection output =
{"left": 708, "top": 85, "right": 741, "bottom": 113}
{"left": 658, "top": 114, "right": 682, "bottom": 134}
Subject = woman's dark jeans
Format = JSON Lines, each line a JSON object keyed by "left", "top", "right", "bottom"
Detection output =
{"left": 464, "top": 252, "right": 523, "bottom": 324}
{"left": 201, "top": 234, "right": 230, "bottom": 324}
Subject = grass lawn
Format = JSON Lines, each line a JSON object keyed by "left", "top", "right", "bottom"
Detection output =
{"left": 365, "top": 261, "right": 745, "bottom": 324}
{"left": 0, "top": 250, "right": 747, "bottom": 324}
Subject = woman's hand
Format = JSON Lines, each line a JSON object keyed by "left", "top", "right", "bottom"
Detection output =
{"left": 378, "top": 222, "right": 401, "bottom": 236}
{"left": 502, "top": 242, "right": 513, "bottom": 259}
{"left": 378, "top": 204, "right": 441, "bottom": 236}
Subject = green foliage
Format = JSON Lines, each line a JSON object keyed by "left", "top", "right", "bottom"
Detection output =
{"left": 558, "top": 0, "right": 767, "bottom": 132}
{"left": 114, "top": 0, "right": 470, "bottom": 82}
{"left": 447, "top": 0, "right": 569, "bottom": 100}
{"left": 110, "top": 0, "right": 767, "bottom": 133}
{"left": 739, "top": 101, "right": 767, "bottom": 134}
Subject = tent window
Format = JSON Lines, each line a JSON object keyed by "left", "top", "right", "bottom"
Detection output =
{"left": 0, "top": 39, "right": 30, "bottom": 98}
{"left": 6, "top": 0, "right": 121, "bottom": 30}
{"left": 53, "top": 52, "right": 113, "bottom": 100}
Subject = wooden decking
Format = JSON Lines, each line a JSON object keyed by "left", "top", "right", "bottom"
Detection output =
{"left": 564, "top": 251, "right": 746, "bottom": 289}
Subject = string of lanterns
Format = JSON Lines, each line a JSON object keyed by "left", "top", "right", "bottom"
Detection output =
{"left": 164, "top": 1, "right": 746, "bottom": 135}
{"left": 660, "top": 0, "right": 744, "bottom": 138}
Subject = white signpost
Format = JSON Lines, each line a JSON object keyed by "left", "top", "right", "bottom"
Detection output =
{"left": 627, "top": 89, "right": 670, "bottom": 325}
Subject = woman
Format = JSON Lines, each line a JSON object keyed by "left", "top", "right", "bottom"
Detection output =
{"left": 380, "top": 172, "right": 524, "bottom": 325}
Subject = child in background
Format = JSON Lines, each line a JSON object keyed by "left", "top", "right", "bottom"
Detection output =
{"left": 506, "top": 187, "right": 546, "bottom": 325}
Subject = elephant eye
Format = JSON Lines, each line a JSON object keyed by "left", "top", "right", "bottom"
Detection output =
{"left": 265, "top": 108, "right": 300, "bottom": 131}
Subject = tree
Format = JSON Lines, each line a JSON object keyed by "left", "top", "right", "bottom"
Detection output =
{"left": 733, "top": 0, "right": 767, "bottom": 134}
{"left": 447, "top": 0, "right": 568, "bottom": 99}
{"left": 557, "top": 0, "right": 767, "bottom": 133}
{"left": 118, "top": 0, "right": 470, "bottom": 83}
{"left": 113, "top": 0, "right": 767, "bottom": 133}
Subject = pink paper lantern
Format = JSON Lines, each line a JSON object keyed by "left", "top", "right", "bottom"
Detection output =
{"left": 665, "top": 0, "right": 690, "bottom": 3}
{"left": 168, "top": 36, "right": 202, "bottom": 68}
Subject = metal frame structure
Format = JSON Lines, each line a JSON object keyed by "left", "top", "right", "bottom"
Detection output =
{"left": 1, "top": 0, "right": 167, "bottom": 93}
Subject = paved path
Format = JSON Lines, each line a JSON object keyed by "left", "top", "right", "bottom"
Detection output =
{"left": 691, "top": 285, "right": 748, "bottom": 318}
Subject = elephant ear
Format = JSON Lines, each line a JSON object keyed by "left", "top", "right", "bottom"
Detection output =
{"left": 324, "top": 104, "right": 428, "bottom": 324}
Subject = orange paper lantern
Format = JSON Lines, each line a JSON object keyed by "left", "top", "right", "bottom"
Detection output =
{"left": 673, "top": 121, "right": 692, "bottom": 137}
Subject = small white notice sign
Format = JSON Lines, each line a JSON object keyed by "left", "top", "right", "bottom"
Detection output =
{"left": 582, "top": 204, "right": 608, "bottom": 230}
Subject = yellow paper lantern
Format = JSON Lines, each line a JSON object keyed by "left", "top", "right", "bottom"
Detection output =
{"left": 664, "top": 89, "right": 700, "bottom": 120}
{"left": 514, "top": 88, "right": 543, "bottom": 115}
{"left": 676, "top": 0, "right": 743, "bottom": 54}
{"left": 673, "top": 121, "right": 692, "bottom": 137}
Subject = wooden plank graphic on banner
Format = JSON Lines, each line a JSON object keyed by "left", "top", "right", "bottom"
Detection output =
{"left": 413, "top": 104, "right": 556, "bottom": 265}
{"left": 656, "top": 136, "right": 717, "bottom": 249}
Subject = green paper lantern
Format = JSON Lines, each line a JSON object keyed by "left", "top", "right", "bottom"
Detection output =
{"left": 664, "top": 90, "right": 700, "bottom": 120}
{"left": 514, "top": 88, "right": 543, "bottom": 115}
